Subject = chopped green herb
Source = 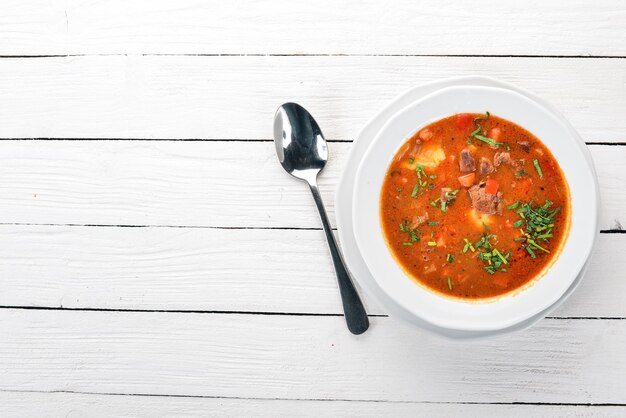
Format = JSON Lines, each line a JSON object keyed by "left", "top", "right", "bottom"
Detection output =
{"left": 427, "top": 241, "right": 437, "bottom": 247}
{"left": 441, "top": 200, "right": 447, "bottom": 213}
{"left": 513, "top": 200, "right": 560, "bottom": 258}
{"left": 474, "top": 134, "right": 505, "bottom": 147}
{"left": 429, "top": 174, "right": 437, "bottom": 179}
{"left": 427, "top": 221, "right": 440, "bottom": 226}
{"left": 463, "top": 238, "right": 475, "bottom": 253}
{"left": 411, "top": 184, "right": 419, "bottom": 198}
{"left": 482, "top": 221, "right": 490, "bottom": 231}
{"left": 447, "top": 276, "right": 452, "bottom": 290}
{"left": 533, "top": 159, "right": 543, "bottom": 178}
{"left": 507, "top": 201, "right": 520, "bottom": 210}
{"left": 408, "top": 158, "right": 414, "bottom": 164}
{"left": 446, "top": 253, "right": 455, "bottom": 263}
{"left": 402, "top": 242, "right": 413, "bottom": 246}
{"left": 399, "top": 223, "right": 405, "bottom": 232}
{"left": 515, "top": 170, "right": 529, "bottom": 177}
{"left": 492, "top": 248, "right": 509, "bottom": 265}
{"left": 415, "top": 163, "right": 427, "bottom": 181}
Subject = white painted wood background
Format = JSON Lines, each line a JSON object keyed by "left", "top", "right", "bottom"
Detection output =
{"left": 0, "top": 1, "right": 625, "bottom": 417}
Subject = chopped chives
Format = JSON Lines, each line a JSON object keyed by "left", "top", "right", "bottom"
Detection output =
{"left": 446, "top": 253, "right": 455, "bottom": 263}
{"left": 507, "top": 201, "right": 520, "bottom": 210}
{"left": 474, "top": 134, "right": 505, "bottom": 147}
{"left": 427, "top": 221, "right": 440, "bottom": 226}
{"left": 427, "top": 241, "right": 437, "bottom": 247}
{"left": 447, "top": 276, "right": 452, "bottom": 290}
{"left": 533, "top": 159, "right": 543, "bottom": 178}
{"left": 513, "top": 220, "right": 523, "bottom": 228}
{"left": 411, "top": 184, "right": 419, "bottom": 198}
{"left": 408, "top": 158, "right": 414, "bottom": 164}
{"left": 402, "top": 242, "right": 413, "bottom": 246}
{"left": 492, "top": 248, "right": 508, "bottom": 265}
{"left": 429, "top": 174, "right": 437, "bottom": 179}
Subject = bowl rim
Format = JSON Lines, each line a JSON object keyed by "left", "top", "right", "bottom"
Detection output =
{"left": 351, "top": 84, "right": 599, "bottom": 331}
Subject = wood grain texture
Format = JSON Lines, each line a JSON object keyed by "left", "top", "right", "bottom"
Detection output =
{"left": 0, "top": 56, "right": 624, "bottom": 141}
{"left": 0, "top": 0, "right": 624, "bottom": 56}
{"left": 0, "top": 141, "right": 621, "bottom": 229}
{"left": 0, "top": 226, "right": 622, "bottom": 318}
{"left": 1, "top": 391, "right": 624, "bottom": 418}
{"left": 0, "top": 310, "right": 625, "bottom": 404}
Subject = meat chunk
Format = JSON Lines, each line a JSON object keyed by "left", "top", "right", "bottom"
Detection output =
{"left": 479, "top": 157, "right": 494, "bottom": 175}
{"left": 517, "top": 141, "right": 530, "bottom": 152}
{"left": 459, "top": 148, "right": 476, "bottom": 172}
{"left": 468, "top": 182, "right": 503, "bottom": 215}
{"left": 494, "top": 151, "right": 515, "bottom": 167}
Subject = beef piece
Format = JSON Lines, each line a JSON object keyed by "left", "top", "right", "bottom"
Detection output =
{"left": 468, "top": 182, "right": 502, "bottom": 215}
{"left": 459, "top": 148, "right": 476, "bottom": 172}
{"left": 479, "top": 157, "right": 494, "bottom": 175}
{"left": 494, "top": 151, "right": 515, "bottom": 167}
{"left": 517, "top": 141, "right": 530, "bottom": 152}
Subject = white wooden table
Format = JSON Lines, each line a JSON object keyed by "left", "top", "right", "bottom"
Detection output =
{"left": 0, "top": 1, "right": 625, "bottom": 416}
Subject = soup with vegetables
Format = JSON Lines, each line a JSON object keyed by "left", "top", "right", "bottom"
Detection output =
{"left": 380, "top": 113, "right": 570, "bottom": 299}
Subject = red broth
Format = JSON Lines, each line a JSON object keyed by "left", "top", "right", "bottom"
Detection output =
{"left": 380, "top": 113, "right": 571, "bottom": 299}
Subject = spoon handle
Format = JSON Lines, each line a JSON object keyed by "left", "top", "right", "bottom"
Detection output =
{"left": 308, "top": 179, "right": 369, "bottom": 335}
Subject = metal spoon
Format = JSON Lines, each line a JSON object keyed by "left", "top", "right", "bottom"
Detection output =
{"left": 273, "top": 103, "right": 369, "bottom": 335}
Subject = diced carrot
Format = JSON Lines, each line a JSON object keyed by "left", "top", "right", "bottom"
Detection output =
{"left": 455, "top": 113, "right": 473, "bottom": 131}
{"left": 457, "top": 172, "right": 475, "bottom": 188}
{"left": 418, "top": 128, "right": 433, "bottom": 141}
{"left": 484, "top": 178, "right": 499, "bottom": 195}
{"left": 493, "top": 276, "right": 509, "bottom": 288}
{"left": 515, "top": 177, "right": 533, "bottom": 196}
{"left": 489, "top": 127, "right": 501, "bottom": 142}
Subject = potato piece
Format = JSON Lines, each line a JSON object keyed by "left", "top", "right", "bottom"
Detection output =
{"left": 402, "top": 142, "right": 446, "bottom": 169}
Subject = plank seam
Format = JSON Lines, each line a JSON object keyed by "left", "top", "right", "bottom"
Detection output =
{"left": 0, "top": 388, "right": 624, "bottom": 406}
{"left": 0, "top": 138, "right": 623, "bottom": 145}
{"left": 0, "top": 54, "right": 624, "bottom": 59}
{"left": 0, "top": 223, "right": 621, "bottom": 233}
{"left": 0, "top": 305, "right": 622, "bottom": 320}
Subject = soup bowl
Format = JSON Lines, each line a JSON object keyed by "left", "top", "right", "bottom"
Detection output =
{"left": 352, "top": 85, "right": 599, "bottom": 331}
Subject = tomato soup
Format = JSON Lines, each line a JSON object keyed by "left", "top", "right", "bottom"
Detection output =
{"left": 380, "top": 113, "right": 571, "bottom": 299}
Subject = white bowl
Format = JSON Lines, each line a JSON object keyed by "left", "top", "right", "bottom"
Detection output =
{"left": 337, "top": 76, "right": 596, "bottom": 339}
{"left": 352, "top": 85, "right": 599, "bottom": 332}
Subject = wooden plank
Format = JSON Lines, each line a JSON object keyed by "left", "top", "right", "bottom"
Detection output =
{"left": 0, "top": 0, "right": 624, "bottom": 56}
{"left": 0, "top": 226, "right": 623, "bottom": 318}
{"left": 0, "top": 56, "right": 624, "bottom": 141}
{"left": 0, "top": 141, "right": 621, "bottom": 230}
{"left": 0, "top": 391, "right": 624, "bottom": 418}
{"left": 0, "top": 311, "right": 624, "bottom": 403}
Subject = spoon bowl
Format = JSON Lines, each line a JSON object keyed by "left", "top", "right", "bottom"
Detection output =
{"left": 273, "top": 103, "right": 328, "bottom": 183}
